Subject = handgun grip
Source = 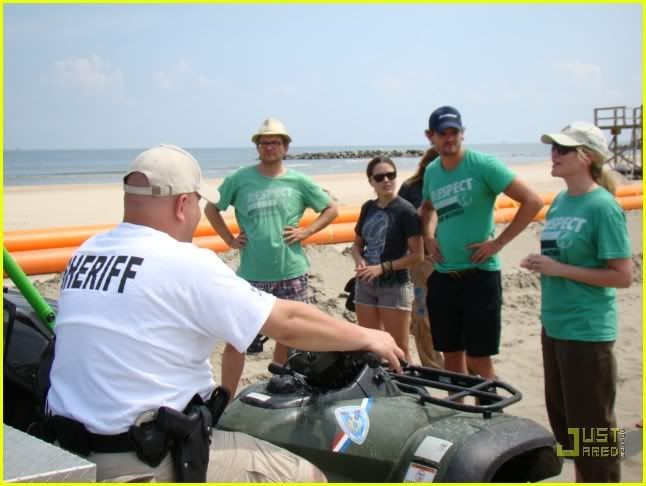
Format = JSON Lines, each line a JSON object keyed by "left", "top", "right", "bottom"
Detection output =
{"left": 156, "top": 406, "right": 199, "bottom": 438}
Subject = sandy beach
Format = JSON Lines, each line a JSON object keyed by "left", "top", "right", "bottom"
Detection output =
{"left": 4, "top": 160, "right": 572, "bottom": 231}
{"left": 3, "top": 160, "right": 643, "bottom": 481}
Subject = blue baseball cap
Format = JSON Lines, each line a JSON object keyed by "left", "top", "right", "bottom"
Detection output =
{"left": 428, "top": 106, "right": 464, "bottom": 133}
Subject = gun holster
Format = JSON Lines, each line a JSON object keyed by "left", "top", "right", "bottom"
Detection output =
{"left": 206, "top": 386, "right": 230, "bottom": 422}
{"left": 157, "top": 386, "right": 230, "bottom": 482}
{"left": 128, "top": 412, "right": 171, "bottom": 468}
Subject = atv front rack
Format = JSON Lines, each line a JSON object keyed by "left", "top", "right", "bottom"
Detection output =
{"left": 389, "top": 363, "right": 522, "bottom": 419}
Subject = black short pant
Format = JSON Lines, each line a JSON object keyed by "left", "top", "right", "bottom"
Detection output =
{"left": 426, "top": 269, "right": 501, "bottom": 357}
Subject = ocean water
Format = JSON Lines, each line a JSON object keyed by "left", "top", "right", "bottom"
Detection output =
{"left": 2, "top": 143, "right": 550, "bottom": 186}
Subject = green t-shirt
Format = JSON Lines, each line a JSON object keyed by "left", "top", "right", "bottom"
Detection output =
{"left": 216, "top": 166, "right": 331, "bottom": 282}
{"left": 421, "top": 150, "right": 515, "bottom": 272}
{"left": 540, "top": 188, "right": 631, "bottom": 341}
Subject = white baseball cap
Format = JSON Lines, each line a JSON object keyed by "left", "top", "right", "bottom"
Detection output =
{"left": 123, "top": 144, "right": 219, "bottom": 204}
{"left": 541, "top": 122, "right": 610, "bottom": 160}
{"left": 251, "top": 118, "right": 292, "bottom": 144}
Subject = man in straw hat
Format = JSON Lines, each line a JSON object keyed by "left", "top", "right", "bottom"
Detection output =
{"left": 47, "top": 144, "right": 402, "bottom": 482}
{"left": 205, "top": 118, "right": 339, "bottom": 396}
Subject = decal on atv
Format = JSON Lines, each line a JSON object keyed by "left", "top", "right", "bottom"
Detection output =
{"left": 331, "top": 398, "right": 372, "bottom": 452}
{"left": 246, "top": 392, "right": 271, "bottom": 402}
{"left": 414, "top": 436, "right": 453, "bottom": 464}
{"left": 404, "top": 463, "right": 437, "bottom": 482}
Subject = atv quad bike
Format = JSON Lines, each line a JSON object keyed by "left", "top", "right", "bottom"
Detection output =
{"left": 3, "top": 283, "right": 562, "bottom": 482}
{"left": 218, "top": 351, "right": 562, "bottom": 482}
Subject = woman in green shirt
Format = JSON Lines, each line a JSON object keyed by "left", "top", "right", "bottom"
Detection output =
{"left": 522, "top": 122, "right": 632, "bottom": 482}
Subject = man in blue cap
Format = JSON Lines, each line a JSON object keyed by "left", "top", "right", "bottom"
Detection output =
{"left": 420, "top": 106, "right": 542, "bottom": 380}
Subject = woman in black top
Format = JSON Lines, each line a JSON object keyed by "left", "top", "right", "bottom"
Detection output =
{"left": 398, "top": 148, "right": 444, "bottom": 369}
{"left": 351, "top": 156, "right": 423, "bottom": 362}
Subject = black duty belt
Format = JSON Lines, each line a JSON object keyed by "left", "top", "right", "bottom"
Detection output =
{"left": 50, "top": 386, "right": 230, "bottom": 480}
{"left": 86, "top": 430, "right": 135, "bottom": 453}
{"left": 51, "top": 414, "right": 139, "bottom": 455}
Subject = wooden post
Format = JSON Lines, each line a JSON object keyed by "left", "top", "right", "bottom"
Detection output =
{"left": 594, "top": 105, "right": 642, "bottom": 178}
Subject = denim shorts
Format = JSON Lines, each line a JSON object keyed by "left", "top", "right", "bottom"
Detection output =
{"left": 354, "top": 279, "right": 413, "bottom": 311}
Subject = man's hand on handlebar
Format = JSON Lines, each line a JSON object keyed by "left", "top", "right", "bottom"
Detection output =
{"left": 362, "top": 329, "right": 405, "bottom": 373}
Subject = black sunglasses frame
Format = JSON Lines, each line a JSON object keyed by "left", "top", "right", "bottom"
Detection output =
{"left": 551, "top": 143, "right": 578, "bottom": 156}
{"left": 257, "top": 141, "right": 284, "bottom": 148}
{"left": 371, "top": 171, "right": 397, "bottom": 183}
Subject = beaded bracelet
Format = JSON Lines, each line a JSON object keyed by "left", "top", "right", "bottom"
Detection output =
{"left": 380, "top": 261, "right": 393, "bottom": 276}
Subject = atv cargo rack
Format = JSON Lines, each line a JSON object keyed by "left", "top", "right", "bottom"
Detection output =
{"left": 275, "top": 352, "right": 523, "bottom": 419}
{"left": 390, "top": 363, "right": 522, "bottom": 419}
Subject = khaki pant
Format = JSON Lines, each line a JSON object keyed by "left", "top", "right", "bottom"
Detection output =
{"left": 90, "top": 430, "right": 325, "bottom": 482}
{"left": 409, "top": 259, "right": 444, "bottom": 369}
{"left": 541, "top": 330, "right": 620, "bottom": 482}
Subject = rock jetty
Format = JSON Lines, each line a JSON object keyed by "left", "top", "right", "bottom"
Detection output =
{"left": 284, "top": 149, "right": 425, "bottom": 160}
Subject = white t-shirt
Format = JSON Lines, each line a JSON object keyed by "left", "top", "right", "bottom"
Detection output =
{"left": 47, "top": 223, "right": 276, "bottom": 434}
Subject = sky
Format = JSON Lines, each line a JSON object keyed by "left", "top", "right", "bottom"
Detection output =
{"left": 2, "top": 2, "right": 643, "bottom": 150}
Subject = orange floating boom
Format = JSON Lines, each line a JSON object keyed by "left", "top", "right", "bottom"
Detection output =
{"left": 9, "top": 223, "right": 360, "bottom": 276}
{"left": 7, "top": 195, "right": 642, "bottom": 276}
{"left": 5, "top": 224, "right": 116, "bottom": 253}
{"left": 494, "top": 184, "right": 642, "bottom": 210}
{"left": 5, "top": 185, "right": 642, "bottom": 253}
{"left": 7, "top": 184, "right": 642, "bottom": 240}
{"left": 191, "top": 222, "right": 358, "bottom": 253}
{"left": 8, "top": 246, "right": 78, "bottom": 277}
{"left": 4, "top": 206, "right": 363, "bottom": 252}
{"left": 494, "top": 194, "right": 642, "bottom": 224}
{"left": 5, "top": 186, "right": 643, "bottom": 275}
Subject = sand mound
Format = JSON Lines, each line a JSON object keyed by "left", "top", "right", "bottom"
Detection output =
{"left": 632, "top": 253, "right": 642, "bottom": 283}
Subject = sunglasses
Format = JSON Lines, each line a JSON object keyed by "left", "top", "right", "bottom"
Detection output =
{"left": 371, "top": 171, "right": 397, "bottom": 183}
{"left": 551, "top": 143, "right": 578, "bottom": 156}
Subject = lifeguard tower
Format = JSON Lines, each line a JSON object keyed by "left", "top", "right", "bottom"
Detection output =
{"left": 594, "top": 105, "right": 642, "bottom": 178}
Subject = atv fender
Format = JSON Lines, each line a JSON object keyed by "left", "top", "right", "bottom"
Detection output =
{"left": 399, "top": 414, "right": 562, "bottom": 482}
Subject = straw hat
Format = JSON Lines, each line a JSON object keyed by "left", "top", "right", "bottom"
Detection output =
{"left": 251, "top": 118, "right": 292, "bottom": 144}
